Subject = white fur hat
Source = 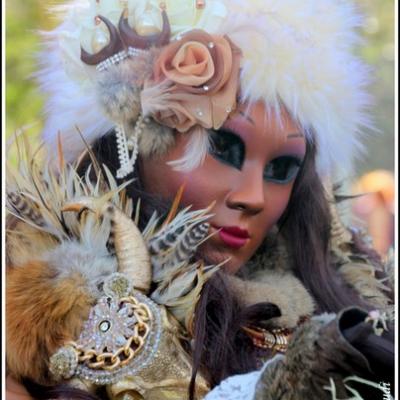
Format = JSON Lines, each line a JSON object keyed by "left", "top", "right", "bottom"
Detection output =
{"left": 37, "top": 0, "right": 373, "bottom": 177}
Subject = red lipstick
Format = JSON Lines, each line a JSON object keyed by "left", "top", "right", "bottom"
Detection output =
{"left": 216, "top": 226, "right": 250, "bottom": 249}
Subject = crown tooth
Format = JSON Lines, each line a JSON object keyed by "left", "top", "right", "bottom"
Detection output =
{"left": 135, "top": 10, "right": 162, "bottom": 36}
{"left": 91, "top": 25, "right": 110, "bottom": 53}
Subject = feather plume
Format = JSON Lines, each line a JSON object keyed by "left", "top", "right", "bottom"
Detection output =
{"left": 167, "top": 126, "right": 211, "bottom": 172}
{"left": 6, "top": 137, "right": 132, "bottom": 242}
{"left": 7, "top": 137, "right": 221, "bottom": 344}
{"left": 151, "top": 261, "right": 220, "bottom": 330}
{"left": 149, "top": 205, "right": 214, "bottom": 282}
{"left": 163, "top": 183, "right": 186, "bottom": 228}
{"left": 7, "top": 191, "right": 46, "bottom": 228}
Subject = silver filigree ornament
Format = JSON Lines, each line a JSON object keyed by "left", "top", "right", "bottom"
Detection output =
{"left": 78, "top": 294, "right": 161, "bottom": 385}
{"left": 79, "top": 296, "right": 137, "bottom": 353}
{"left": 49, "top": 267, "right": 162, "bottom": 385}
{"left": 49, "top": 345, "right": 79, "bottom": 381}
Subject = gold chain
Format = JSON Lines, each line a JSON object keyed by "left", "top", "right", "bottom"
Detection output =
{"left": 69, "top": 296, "right": 152, "bottom": 371}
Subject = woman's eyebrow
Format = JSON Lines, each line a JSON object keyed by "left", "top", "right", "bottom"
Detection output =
{"left": 287, "top": 133, "right": 304, "bottom": 139}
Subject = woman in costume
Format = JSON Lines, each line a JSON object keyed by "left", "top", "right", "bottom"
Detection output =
{"left": 6, "top": 0, "right": 394, "bottom": 399}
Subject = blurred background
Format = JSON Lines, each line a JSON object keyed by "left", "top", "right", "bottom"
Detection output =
{"left": 5, "top": 0, "right": 396, "bottom": 255}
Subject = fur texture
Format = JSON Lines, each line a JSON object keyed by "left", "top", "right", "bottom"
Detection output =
{"left": 37, "top": 0, "right": 372, "bottom": 177}
{"left": 96, "top": 50, "right": 159, "bottom": 123}
{"left": 6, "top": 260, "right": 95, "bottom": 384}
{"left": 227, "top": 273, "right": 315, "bottom": 328}
{"left": 138, "top": 117, "right": 175, "bottom": 157}
{"left": 96, "top": 63, "right": 142, "bottom": 123}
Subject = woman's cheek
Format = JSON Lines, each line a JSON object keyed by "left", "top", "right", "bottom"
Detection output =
{"left": 266, "top": 183, "right": 294, "bottom": 223}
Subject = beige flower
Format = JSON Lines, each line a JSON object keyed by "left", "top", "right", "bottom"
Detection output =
{"left": 142, "top": 29, "right": 241, "bottom": 133}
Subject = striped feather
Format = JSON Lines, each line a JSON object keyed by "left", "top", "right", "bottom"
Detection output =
{"left": 7, "top": 192, "right": 46, "bottom": 228}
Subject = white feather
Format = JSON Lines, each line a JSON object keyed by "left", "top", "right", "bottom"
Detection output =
{"left": 167, "top": 126, "right": 210, "bottom": 172}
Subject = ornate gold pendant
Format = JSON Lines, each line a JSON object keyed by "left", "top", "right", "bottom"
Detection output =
{"left": 242, "top": 326, "right": 293, "bottom": 353}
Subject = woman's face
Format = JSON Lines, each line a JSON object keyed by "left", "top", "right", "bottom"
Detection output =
{"left": 141, "top": 101, "right": 306, "bottom": 273}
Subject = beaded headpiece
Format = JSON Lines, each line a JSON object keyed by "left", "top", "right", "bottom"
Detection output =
{"left": 38, "top": 0, "right": 372, "bottom": 178}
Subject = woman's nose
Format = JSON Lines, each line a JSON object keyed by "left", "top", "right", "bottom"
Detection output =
{"left": 226, "top": 169, "right": 265, "bottom": 214}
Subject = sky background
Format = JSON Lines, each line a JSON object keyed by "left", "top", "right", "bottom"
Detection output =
{"left": 5, "top": 0, "right": 395, "bottom": 177}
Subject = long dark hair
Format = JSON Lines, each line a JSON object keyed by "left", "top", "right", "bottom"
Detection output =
{"left": 277, "top": 140, "right": 371, "bottom": 312}
{"left": 22, "top": 130, "right": 383, "bottom": 399}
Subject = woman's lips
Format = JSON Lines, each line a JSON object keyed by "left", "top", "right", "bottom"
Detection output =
{"left": 215, "top": 226, "right": 250, "bottom": 249}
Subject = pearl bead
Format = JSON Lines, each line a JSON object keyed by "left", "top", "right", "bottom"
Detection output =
{"left": 99, "top": 320, "right": 111, "bottom": 332}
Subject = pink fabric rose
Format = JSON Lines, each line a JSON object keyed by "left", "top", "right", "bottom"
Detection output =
{"left": 141, "top": 29, "right": 241, "bottom": 133}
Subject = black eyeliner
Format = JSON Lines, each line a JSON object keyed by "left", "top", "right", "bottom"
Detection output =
{"left": 208, "top": 128, "right": 245, "bottom": 170}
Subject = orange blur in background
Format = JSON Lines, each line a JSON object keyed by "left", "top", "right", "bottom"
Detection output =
{"left": 352, "top": 170, "right": 395, "bottom": 258}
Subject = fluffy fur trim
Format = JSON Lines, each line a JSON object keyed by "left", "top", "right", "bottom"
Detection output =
{"left": 96, "top": 49, "right": 159, "bottom": 123}
{"left": 138, "top": 117, "right": 175, "bottom": 157}
{"left": 96, "top": 62, "right": 142, "bottom": 123}
{"left": 37, "top": 0, "right": 373, "bottom": 176}
{"left": 6, "top": 260, "right": 95, "bottom": 384}
{"left": 227, "top": 273, "right": 315, "bottom": 329}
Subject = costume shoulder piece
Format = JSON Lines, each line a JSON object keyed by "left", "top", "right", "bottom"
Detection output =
{"left": 6, "top": 139, "right": 219, "bottom": 399}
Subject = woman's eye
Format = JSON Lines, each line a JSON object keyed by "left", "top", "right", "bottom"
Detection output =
{"left": 208, "top": 129, "right": 245, "bottom": 170}
{"left": 264, "top": 156, "right": 302, "bottom": 184}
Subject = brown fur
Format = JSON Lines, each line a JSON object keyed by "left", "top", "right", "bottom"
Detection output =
{"left": 338, "top": 262, "right": 394, "bottom": 315}
{"left": 139, "top": 118, "right": 175, "bottom": 157}
{"left": 6, "top": 260, "right": 95, "bottom": 384}
{"left": 254, "top": 317, "right": 331, "bottom": 400}
{"left": 6, "top": 217, "right": 58, "bottom": 268}
{"left": 227, "top": 272, "right": 315, "bottom": 328}
{"left": 95, "top": 48, "right": 161, "bottom": 123}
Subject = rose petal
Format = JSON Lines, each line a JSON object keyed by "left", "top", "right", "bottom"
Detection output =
{"left": 211, "top": 39, "right": 242, "bottom": 128}
{"left": 154, "top": 93, "right": 212, "bottom": 132}
{"left": 165, "top": 41, "right": 215, "bottom": 86}
{"left": 148, "top": 29, "right": 242, "bottom": 133}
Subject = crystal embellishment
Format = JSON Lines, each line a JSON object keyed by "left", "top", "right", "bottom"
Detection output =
{"left": 103, "top": 272, "right": 133, "bottom": 298}
{"left": 73, "top": 292, "right": 163, "bottom": 385}
{"left": 99, "top": 320, "right": 111, "bottom": 332}
{"left": 49, "top": 346, "right": 78, "bottom": 381}
{"left": 79, "top": 297, "right": 137, "bottom": 353}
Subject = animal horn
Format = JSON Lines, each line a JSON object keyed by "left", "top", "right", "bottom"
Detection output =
{"left": 156, "top": 9, "right": 171, "bottom": 47}
{"left": 81, "top": 15, "right": 124, "bottom": 65}
{"left": 62, "top": 198, "right": 152, "bottom": 293}
{"left": 118, "top": 8, "right": 170, "bottom": 50}
{"left": 109, "top": 206, "right": 152, "bottom": 293}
